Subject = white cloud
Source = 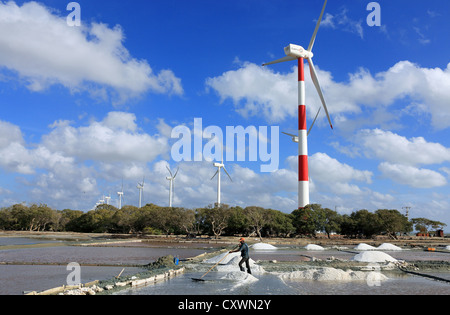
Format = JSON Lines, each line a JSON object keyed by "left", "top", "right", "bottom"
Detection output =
{"left": 206, "top": 62, "right": 297, "bottom": 123}
{"left": 42, "top": 112, "right": 169, "bottom": 163}
{"left": 320, "top": 9, "right": 364, "bottom": 39}
{"left": 356, "top": 129, "right": 450, "bottom": 166}
{"left": 308, "top": 152, "right": 373, "bottom": 196}
{"left": 0, "top": 1, "right": 183, "bottom": 103}
{"left": 206, "top": 60, "right": 450, "bottom": 130}
{"left": 379, "top": 162, "right": 447, "bottom": 188}
{"left": 0, "top": 112, "right": 173, "bottom": 209}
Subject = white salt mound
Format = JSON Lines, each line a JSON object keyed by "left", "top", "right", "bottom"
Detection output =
{"left": 220, "top": 271, "right": 259, "bottom": 282}
{"left": 351, "top": 251, "right": 397, "bottom": 263}
{"left": 280, "top": 267, "right": 388, "bottom": 282}
{"left": 204, "top": 251, "right": 241, "bottom": 264}
{"left": 251, "top": 243, "right": 278, "bottom": 250}
{"left": 354, "top": 243, "right": 376, "bottom": 250}
{"left": 205, "top": 251, "right": 265, "bottom": 273}
{"left": 445, "top": 245, "right": 450, "bottom": 251}
{"left": 305, "top": 244, "right": 325, "bottom": 251}
{"left": 377, "top": 243, "right": 402, "bottom": 251}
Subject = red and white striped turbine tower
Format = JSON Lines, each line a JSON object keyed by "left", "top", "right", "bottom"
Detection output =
{"left": 262, "top": 0, "right": 333, "bottom": 209}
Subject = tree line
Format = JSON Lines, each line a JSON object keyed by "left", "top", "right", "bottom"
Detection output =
{"left": 0, "top": 203, "right": 446, "bottom": 239}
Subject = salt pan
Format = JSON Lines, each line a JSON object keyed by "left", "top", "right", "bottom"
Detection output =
{"left": 351, "top": 251, "right": 397, "bottom": 263}
{"left": 305, "top": 244, "right": 325, "bottom": 251}
{"left": 377, "top": 243, "right": 402, "bottom": 251}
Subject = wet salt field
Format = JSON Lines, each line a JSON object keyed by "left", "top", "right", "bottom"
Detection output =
{"left": 1, "top": 236, "right": 450, "bottom": 295}
{"left": 116, "top": 245, "right": 450, "bottom": 295}
{"left": 0, "top": 236, "right": 216, "bottom": 295}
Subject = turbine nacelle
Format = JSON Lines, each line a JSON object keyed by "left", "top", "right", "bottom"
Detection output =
{"left": 213, "top": 162, "right": 224, "bottom": 168}
{"left": 284, "top": 44, "right": 313, "bottom": 59}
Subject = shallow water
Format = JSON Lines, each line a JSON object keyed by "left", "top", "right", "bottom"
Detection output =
{"left": 0, "top": 238, "right": 218, "bottom": 295}
{"left": 0, "top": 265, "right": 144, "bottom": 295}
{"left": 0, "top": 244, "right": 212, "bottom": 265}
{"left": 0, "top": 237, "right": 64, "bottom": 246}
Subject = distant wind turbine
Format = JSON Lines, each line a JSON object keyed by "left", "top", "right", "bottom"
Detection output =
{"left": 262, "top": 0, "right": 333, "bottom": 209}
{"left": 117, "top": 179, "right": 124, "bottom": 210}
{"left": 211, "top": 147, "right": 232, "bottom": 206}
{"left": 137, "top": 176, "right": 145, "bottom": 208}
{"left": 166, "top": 165, "right": 179, "bottom": 208}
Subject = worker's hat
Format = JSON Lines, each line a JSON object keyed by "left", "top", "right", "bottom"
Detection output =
{"left": 239, "top": 237, "right": 245, "bottom": 242}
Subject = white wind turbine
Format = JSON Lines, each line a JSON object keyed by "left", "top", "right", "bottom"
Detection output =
{"left": 166, "top": 166, "right": 179, "bottom": 208}
{"left": 137, "top": 176, "right": 145, "bottom": 208}
{"left": 117, "top": 179, "right": 124, "bottom": 210}
{"left": 262, "top": 0, "right": 333, "bottom": 209}
{"left": 105, "top": 194, "right": 111, "bottom": 205}
{"left": 211, "top": 147, "right": 232, "bottom": 206}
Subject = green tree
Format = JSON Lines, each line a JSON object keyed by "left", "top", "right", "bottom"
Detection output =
{"left": 291, "top": 204, "right": 322, "bottom": 236}
{"left": 203, "top": 204, "right": 230, "bottom": 239}
{"left": 263, "top": 209, "right": 294, "bottom": 237}
{"left": 320, "top": 208, "right": 342, "bottom": 239}
{"left": 411, "top": 218, "right": 446, "bottom": 234}
{"left": 59, "top": 209, "right": 84, "bottom": 232}
{"left": 244, "top": 206, "right": 268, "bottom": 240}
{"left": 226, "top": 206, "right": 248, "bottom": 236}
{"left": 376, "top": 209, "right": 412, "bottom": 238}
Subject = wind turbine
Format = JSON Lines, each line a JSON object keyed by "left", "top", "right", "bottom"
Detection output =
{"left": 137, "top": 177, "right": 145, "bottom": 208}
{"left": 282, "top": 107, "right": 322, "bottom": 143}
{"left": 211, "top": 147, "right": 232, "bottom": 206}
{"left": 262, "top": 0, "right": 332, "bottom": 209}
{"left": 166, "top": 166, "right": 179, "bottom": 208}
{"left": 117, "top": 179, "right": 124, "bottom": 210}
{"left": 105, "top": 194, "right": 111, "bottom": 205}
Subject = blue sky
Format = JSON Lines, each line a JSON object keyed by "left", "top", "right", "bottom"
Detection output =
{"left": 1, "top": 0, "right": 450, "bottom": 229}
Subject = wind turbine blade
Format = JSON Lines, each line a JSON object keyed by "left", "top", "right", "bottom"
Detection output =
{"left": 223, "top": 167, "right": 233, "bottom": 182}
{"left": 173, "top": 167, "right": 179, "bottom": 179}
{"left": 211, "top": 170, "right": 219, "bottom": 180}
{"left": 282, "top": 132, "right": 297, "bottom": 137}
{"left": 166, "top": 165, "right": 173, "bottom": 177}
{"left": 308, "top": 0, "right": 328, "bottom": 52}
{"left": 307, "top": 107, "right": 322, "bottom": 136}
{"left": 308, "top": 57, "right": 333, "bottom": 130}
{"left": 262, "top": 56, "right": 296, "bottom": 67}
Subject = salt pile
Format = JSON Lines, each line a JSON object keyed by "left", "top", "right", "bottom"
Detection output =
{"left": 204, "top": 251, "right": 265, "bottom": 274}
{"left": 220, "top": 271, "right": 259, "bottom": 282}
{"left": 251, "top": 243, "right": 278, "bottom": 250}
{"left": 354, "top": 243, "right": 376, "bottom": 250}
{"left": 445, "top": 245, "right": 450, "bottom": 251}
{"left": 204, "top": 252, "right": 240, "bottom": 264}
{"left": 377, "top": 243, "right": 402, "bottom": 251}
{"left": 305, "top": 244, "right": 325, "bottom": 251}
{"left": 279, "top": 267, "right": 388, "bottom": 282}
{"left": 351, "top": 251, "right": 397, "bottom": 263}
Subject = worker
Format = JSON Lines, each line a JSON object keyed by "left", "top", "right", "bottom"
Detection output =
{"left": 229, "top": 237, "right": 251, "bottom": 274}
